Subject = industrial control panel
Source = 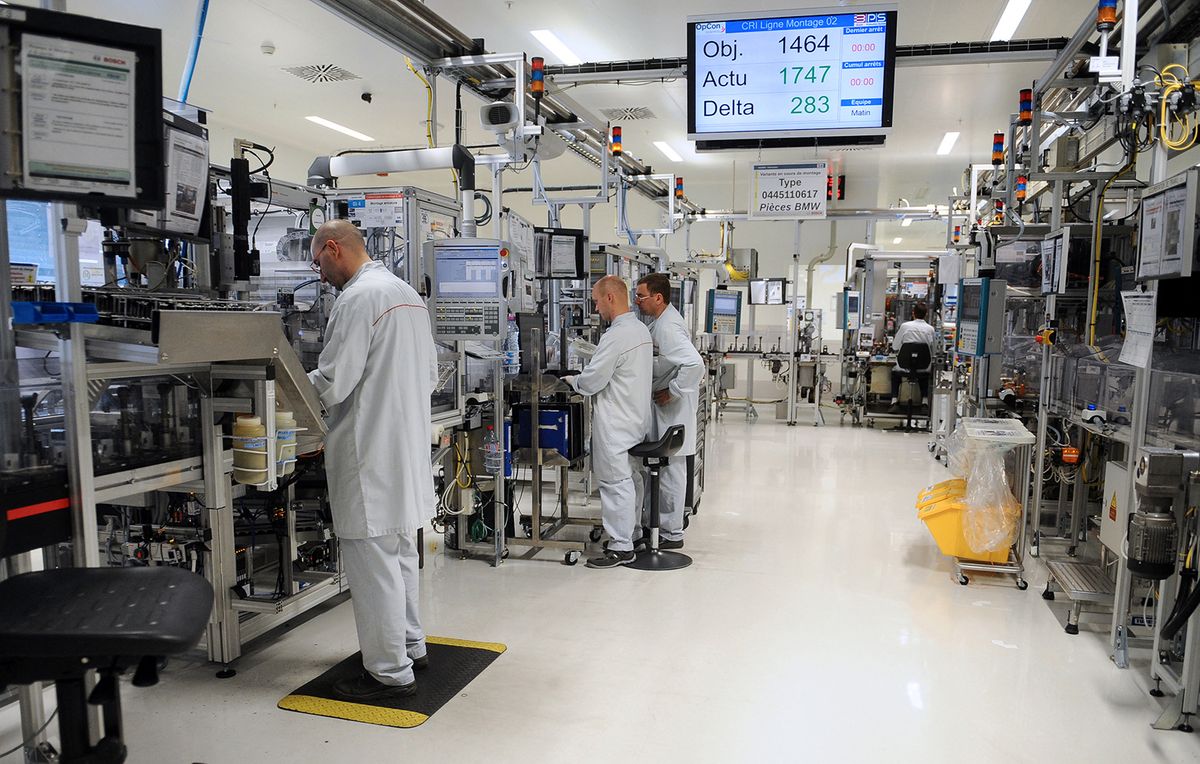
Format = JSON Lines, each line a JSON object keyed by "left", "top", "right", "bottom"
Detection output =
{"left": 705, "top": 288, "right": 742, "bottom": 334}
{"left": 424, "top": 238, "right": 508, "bottom": 341}
{"left": 955, "top": 277, "right": 1006, "bottom": 357}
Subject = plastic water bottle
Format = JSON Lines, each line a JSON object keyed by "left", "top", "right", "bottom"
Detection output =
{"left": 503, "top": 315, "right": 520, "bottom": 376}
{"left": 482, "top": 425, "right": 503, "bottom": 474}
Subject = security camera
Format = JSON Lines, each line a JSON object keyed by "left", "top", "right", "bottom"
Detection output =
{"left": 480, "top": 101, "right": 518, "bottom": 133}
{"left": 361, "top": 92, "right": 373, "bottom": 104}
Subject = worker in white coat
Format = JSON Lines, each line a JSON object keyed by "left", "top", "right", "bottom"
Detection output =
{"left": 307, "top": 220, "right": 438, "bottom": 701}
{"left": 564, "top": 275, "right": 653, "bottom": 568}
{"left": 888, "top": 303, "right": 939, "bottom": 414}
{"left": 635, "top": 273, "right": 703, "bottom": 548}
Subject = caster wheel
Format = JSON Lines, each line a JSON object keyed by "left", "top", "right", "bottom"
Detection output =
{"left": 958, "top": 574, "right": 969, "bottom": 586}
{"left": 1042, "top": 589, "right": 1055, "bottom": 601}
{"left": 1030, "top": 547, "right": 1040, "bottom": 559}
{"left": 1150, "top": 688, "right": 1166, "bottom": 698}
{"left": 589, "top": 527, "right": 603, "bottom": 543}
{"left": 1067, "top": 546, "right": 1077, "bottom": 558}
{"left": 501, "top": 547, "right": 510, "bottom": 560}
{"left": 564, "top": 551, "right": 580, "bottom": 566}
{"left": 1065, "top": 624, "right": 1079, "bottom": 635}
{"left": 1017, "top": 579, "right": 1029, "bottom": 591}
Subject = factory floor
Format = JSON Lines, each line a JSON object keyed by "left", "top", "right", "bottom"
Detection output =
{"left": 3, "top": 420, "right": 1199, "bottom": 763}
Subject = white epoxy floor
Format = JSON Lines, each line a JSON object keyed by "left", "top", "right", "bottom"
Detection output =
{"left": 3, "top": 420, "right": 1200, "bottom": 763}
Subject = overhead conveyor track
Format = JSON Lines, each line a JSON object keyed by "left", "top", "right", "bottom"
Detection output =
{"left": 311, "top": 0, "right": 693, "bottom": 214}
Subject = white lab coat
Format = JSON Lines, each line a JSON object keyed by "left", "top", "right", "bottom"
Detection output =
{"left": 308, "top": 261, "right": 438, "bottom": 539}
{"left": 568, "top": 311, "right": 653, "bottom": 550}
{"left": 891, "top": 318, "right": 938, "bottom": 372}
{"left": 567, "top": 311, "right": 654, "bottom": 478}
{"left": 649, "top": 305, "right": 703, "bottom": 457}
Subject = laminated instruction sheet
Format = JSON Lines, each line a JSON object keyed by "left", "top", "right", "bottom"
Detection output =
{"left": 21, "top": 34, "right": 138, "bottom": 197}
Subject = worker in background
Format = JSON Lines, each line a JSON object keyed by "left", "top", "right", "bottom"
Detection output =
{"left": 888, "top": 303, "right": 938, "bottom": 414}
{"left": 307, "top": 220, "right": 438, "bottom": 701}
{"left": 564, "top": 275, "right": 653, "bottom": 568}
{"left": 635, "top": 273, "right": 703, "bottom": 549}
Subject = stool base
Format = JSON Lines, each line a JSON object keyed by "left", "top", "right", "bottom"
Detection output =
{"left": 626, "top": 549, "right": 692, "bottom": 571}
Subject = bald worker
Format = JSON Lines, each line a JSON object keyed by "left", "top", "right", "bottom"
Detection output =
{"left": 565, "top": 275, "right": 654, "bottom": 568}
{"left": 307, "top": 220, "right": 439, "bottom": 700}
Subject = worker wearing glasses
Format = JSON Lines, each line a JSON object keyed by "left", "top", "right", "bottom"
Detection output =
{"left": 307, "top": 220, "right": 438, "bottom": 701}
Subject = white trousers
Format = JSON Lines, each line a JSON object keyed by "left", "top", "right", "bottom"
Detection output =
{"left": 598, "top": 453, "right": 644, "bottom": 552}
{"left": 339, "top": 532, "right": 426, "bottom": 686}
{"left": 639, "top": 457, "right": 687, "bottom": 542}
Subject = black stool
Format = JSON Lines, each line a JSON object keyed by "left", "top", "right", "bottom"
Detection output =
{"left": 627, "top": 424, "right": 692, "bottom": 571}
{"left": 894, "top": 342, "right": 932, "bottom": 432}
{"left": 0, "top": 567, "right": 213, "bottom": 763}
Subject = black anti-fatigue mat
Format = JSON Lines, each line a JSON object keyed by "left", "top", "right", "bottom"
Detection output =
{"left": 278, "top": 636, "right": 506, "bottom": 728}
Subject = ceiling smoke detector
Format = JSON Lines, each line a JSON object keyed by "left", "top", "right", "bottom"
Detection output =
{"left": 282, "top": 64, "right": 361, "bottom": 84}
{"left": 599, "top": 106, "right": 656, "bottom": 121}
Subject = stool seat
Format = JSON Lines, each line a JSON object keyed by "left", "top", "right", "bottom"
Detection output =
{"left": 0, "top": 567, "right": 212, "bottom": 665}
{"left": 630, "top": 424, "right": 685, "bottom": 460}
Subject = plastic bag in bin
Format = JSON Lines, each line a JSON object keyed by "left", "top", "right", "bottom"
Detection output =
{"left": 962, "top": 443, "right": 1021, "bottom": 554}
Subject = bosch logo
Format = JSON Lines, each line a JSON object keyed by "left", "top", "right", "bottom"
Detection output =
{"left": 854, "top": 13, "right": 886, "bottom": 25}
{"left": 695, "top": 22, "right": 725, "bottom": 33}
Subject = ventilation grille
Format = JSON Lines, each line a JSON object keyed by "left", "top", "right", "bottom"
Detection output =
{"left": 282, "top": 64, "right": 361, "bottom": 83}
{"left": 600, "top": 106, "right": 656, "bottom": 121}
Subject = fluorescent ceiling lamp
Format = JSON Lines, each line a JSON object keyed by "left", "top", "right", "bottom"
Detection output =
{"left": 653, "top": 141, "right": 683, "bottom": 162}
{"left": 901, "top": 218, "right": 912, "bottom": 227}
{"left": 892, "top": 237, "right": 903, "bottom": 244}
{"left": 305, "top": 115, "right": 374, "bottom": 142}
{"left": 936, "top": 131, "right": 960, "bottom": 155}
{"left": 990, "top": 0, "right": 1031, "bottom": 42}
{"left": 530, "top": 29, "right": 582, "bottom": 66}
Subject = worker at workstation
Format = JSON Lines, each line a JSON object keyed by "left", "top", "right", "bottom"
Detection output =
{"left": 564, "top": 275, "right": 653, "bottom": 568}
{"left": 635, "top": 273, "right": 703, "bottom": 549}
{"left": 307, "top": 219, "right": 438, "bottom": 701}
{"left": 888, "top": 303, "right": 938, "bottom": 414}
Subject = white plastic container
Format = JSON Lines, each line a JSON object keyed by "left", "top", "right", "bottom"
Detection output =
{"left": 232, "top": 415, "right": 269, "bottom": 485}
{"left": 276, "top": 409, "right": 297, "bottom": 477}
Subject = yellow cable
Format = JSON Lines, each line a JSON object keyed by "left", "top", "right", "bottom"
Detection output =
{"left": 405, "top": 56, "right": 459, "bottom": 194}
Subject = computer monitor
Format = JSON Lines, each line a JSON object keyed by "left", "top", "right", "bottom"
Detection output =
{"left": 424, "top": 238, "right": 508, "bottom": 341}
{"left": 0, "top": 7, "right": 166, "bottom": 208}
{"left": 706, "top": 288, "right": 742, "bottom": 333}
{"left": 534, "top": 227, "right": 587, "bottom": 279}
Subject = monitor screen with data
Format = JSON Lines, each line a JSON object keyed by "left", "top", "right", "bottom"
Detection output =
{"left": 688, "top": 5, "right": 897, "bottom": 148}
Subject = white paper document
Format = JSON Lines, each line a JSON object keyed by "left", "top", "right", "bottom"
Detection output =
{"left": 1119, "top": 290, "right": 1157, "bottom": 369}
{"left": 164, "top": 127, "right": 208, "bottom": 235}
{"left": 21, "top": 34, "right": 138, "bottom": 197}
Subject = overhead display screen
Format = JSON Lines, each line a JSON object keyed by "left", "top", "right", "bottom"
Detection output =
{"left": 687, "top": 5, "right": 897, "bottom": 147}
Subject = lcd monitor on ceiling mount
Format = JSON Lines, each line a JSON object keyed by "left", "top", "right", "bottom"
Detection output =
{"left": 687, "top": 5, "right": 898, "bottom": 151}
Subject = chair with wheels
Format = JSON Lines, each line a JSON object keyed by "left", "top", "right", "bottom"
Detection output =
{"left": 627, "top": 424, "right": 692, "bottom": 571}
{"left": 894, "top": 342, "right": 932, "bottom": 433}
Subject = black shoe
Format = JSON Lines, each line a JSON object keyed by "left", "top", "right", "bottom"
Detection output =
{"left": 411, "top": 655, "right": 428, "bottom": 671}
{"left": 887, "top": 404, "right": 902, "bottom": 415}
{"left": 657, "top": 538, "right": 684, "bottom": 550}
{"left": 332, "top": 671, "right": 417, "bottom": 701}
{"left": 586, "top": 549, "right": 635, "bottom": 568}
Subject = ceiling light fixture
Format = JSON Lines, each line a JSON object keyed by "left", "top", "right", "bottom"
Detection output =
{"left": 530, "top": 29, "right": 582, "bottom": 66}
{"left": 305, "top": 115, "right": 375, "bottom": 142}
{"left": 653, "top": 141, "right": 683, "bottom": 162}
{"left": 936, "top": 131, "right": 960, "bottom": 155}
{"left": 990, "top": 0, "right": 1032, "bottom": 42}
{"left": 892, "top": 237, "right": 903, "bottom": 244}
{"left": 901, "top": 218, "right": 912, "bottom": 227}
